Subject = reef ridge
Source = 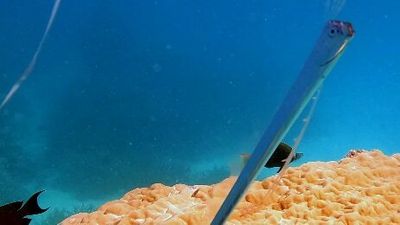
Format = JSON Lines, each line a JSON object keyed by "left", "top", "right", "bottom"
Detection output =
{"left": 61, "top": 150, "right": 400, "bottom": 225}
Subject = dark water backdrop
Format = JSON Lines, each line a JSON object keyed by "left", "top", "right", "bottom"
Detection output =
{"left": 0, "top": 0, "right": 399, "bottom": 223}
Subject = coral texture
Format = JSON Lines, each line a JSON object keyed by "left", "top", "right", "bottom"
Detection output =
{"left": 61, "top": 150, "right": 400, "bottom": 225}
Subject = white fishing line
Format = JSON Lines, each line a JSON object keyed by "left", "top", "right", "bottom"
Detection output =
{"left": 0, "top": 0, "right": 61, "bottom": 110}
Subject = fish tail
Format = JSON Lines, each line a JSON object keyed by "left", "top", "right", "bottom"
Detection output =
{"left": 295, "top": 152, "right": 304, "bottom": 160}
{"left": 18, "top": 190, "right": 48, "bottom": 216}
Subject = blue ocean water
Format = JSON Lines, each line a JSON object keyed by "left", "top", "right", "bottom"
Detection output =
{"left": 0, "top": 0, "right": 399, "bottom": 224}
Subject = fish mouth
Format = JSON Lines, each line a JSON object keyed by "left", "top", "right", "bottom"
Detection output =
{"left": 320, "top": 21, "right": 354, "bottom": 67}
{"left": 345, "top": 22, "right": 355, "bottom": 37}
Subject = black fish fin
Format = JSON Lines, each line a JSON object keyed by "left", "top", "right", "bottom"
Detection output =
{"left": 18, "top": 190, "right": 48, "bottom": 216}
{"left": 277, "top": 165, "right": 284, "bottom": 173}
{"left": 21, "top": 217, "right": 32, "bottom": 225}
{"left": 0, "top": 201, "right": 23, "bottom": 213}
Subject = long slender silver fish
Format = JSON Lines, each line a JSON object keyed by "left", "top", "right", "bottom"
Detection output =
{"left": 211, "top": 20, "right": 355, "bottom": 225}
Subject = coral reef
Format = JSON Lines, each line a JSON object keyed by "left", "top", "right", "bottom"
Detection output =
{"left": 39, "top": 204, "right": 96, "bottom": 225}
{"left": 61, "top": 150, "right": 400, "bottom": 225}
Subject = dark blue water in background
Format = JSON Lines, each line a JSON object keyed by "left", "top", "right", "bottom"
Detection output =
{"left": 0, "top": 0, "right": 399, "bottom": 223}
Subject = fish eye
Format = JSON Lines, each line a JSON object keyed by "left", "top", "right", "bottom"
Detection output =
{"left": 328, "top": 27, "right": 338, "bottom": 37}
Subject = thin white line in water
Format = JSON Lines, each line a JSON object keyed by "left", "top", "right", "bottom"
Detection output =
{"left": 0, "top": 0, "right": 61, "bottom": 110}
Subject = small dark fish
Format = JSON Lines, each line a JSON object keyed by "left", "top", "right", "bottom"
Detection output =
{"left": 265, "top": 142, "right": 303, "bottom": 173}
{"left": 0, "top": 190, "right": 48, "bottom": 225}
{"left": 241, "top": 142, "right": 303, "bottom": 173}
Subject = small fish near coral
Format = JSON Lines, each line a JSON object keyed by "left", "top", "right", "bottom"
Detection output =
{"left": 61, "top": 150, "right": 400, "bottom": 224}
{"left": 0, "top": 190, "right": 48, "bottom": 225}
{"left": 241, "top": 142, "right": 303, "bottom": 173}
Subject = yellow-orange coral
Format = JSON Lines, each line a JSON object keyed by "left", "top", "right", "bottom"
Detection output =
{"left": 61, "top": 150, "right": 400, "bottom": 225}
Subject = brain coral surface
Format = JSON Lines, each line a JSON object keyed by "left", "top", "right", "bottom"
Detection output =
{"left": 61, "top": 150, "right": 400, "bottom": 225}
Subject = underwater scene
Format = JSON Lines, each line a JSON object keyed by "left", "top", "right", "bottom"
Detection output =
{"left": 0, "top": 0, "right": 399, "bottom": 224}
